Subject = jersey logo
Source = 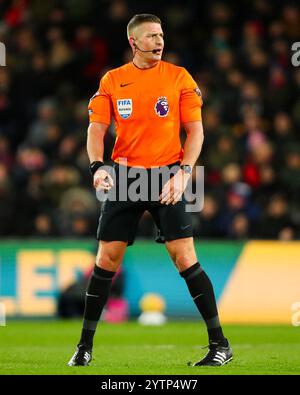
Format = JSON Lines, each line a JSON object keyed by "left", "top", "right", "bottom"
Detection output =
{"left": 120, "top": 82, "right": 133, "bottom": 87}
{"left": 154, "top": 97, "right": 169, "bottom": 117}
{"left": 117, "top": 99, "right": 132, "bottom": 119}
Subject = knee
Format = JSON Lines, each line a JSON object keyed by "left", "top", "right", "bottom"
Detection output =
{"left": 175, "top": 252, "right": 194, "bottom": 271}
{"left": 96, "top": 249, "right": 122, "bottom": 272}
{"left": 167, "top": 240, "right": 197, "bottom": 272}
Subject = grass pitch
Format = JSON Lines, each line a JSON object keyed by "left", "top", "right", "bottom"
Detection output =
{"left": 0, "top": 320, "right": 299, "bottom": 375}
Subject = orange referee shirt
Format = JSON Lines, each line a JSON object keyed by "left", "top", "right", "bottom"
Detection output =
{"left": 88, "top": 60, "right": 202, "bottom": 168}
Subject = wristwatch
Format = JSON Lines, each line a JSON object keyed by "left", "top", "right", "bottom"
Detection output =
{"left": 180, "top": 164, "right": 192, "bottom": 175}
{"left": 89, "top": 161, "right": 104, "bottom": 176}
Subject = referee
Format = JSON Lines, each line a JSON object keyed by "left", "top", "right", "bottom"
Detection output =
{"left": 68, "top": 14, "right": 232, "bottom": 367}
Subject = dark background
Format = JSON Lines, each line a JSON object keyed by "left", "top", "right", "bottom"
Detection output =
{"left": 0, "top": 0, "right": 300, "bottom": 240}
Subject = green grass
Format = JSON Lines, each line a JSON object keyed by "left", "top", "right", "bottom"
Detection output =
{"left": 0, "top": 320, "right": 299, "bottom": 375}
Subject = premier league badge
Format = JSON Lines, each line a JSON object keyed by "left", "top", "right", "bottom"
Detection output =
{"left": 117, "top": 99, "right": 132, "bottom": 119}
{"left": 155, "top": 97, "right": 169, "bottom": 117}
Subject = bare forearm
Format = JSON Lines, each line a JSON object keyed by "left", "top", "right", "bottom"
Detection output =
{"left": 86, "top": 122, "right": 108, "bottom": 163}
{"left": 181, "top": 121, "right": 204, "bottom": 167}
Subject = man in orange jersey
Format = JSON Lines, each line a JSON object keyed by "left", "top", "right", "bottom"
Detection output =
{"left": 68, "top": 14, "right": 232, "bottom": 368}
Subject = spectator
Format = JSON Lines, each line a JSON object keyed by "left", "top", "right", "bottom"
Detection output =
{"left": 229, "top": 213, "right": 250, "bottom": 239}
{"left": 258, "top": 194, "right": 296, "bottom": 239}
{"left": 32, "top": 213, "right": 56, "bottom": 237}
{"left": 193, "top": 194, "right": 223, "bottom": 238}
{"left": 279, "top": 147, "right": 300, "bottom": 203}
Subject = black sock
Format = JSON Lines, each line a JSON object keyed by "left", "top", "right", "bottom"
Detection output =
{"left": 180, "top": 262, "right": 227, "bottom": 346}
{"left": 78, "top": 265, "right": 115, "bottom": 349}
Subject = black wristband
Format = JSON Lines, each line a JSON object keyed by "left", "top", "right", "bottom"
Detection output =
{"left": 89, "top": 161, "right": 104, "bottom": 176}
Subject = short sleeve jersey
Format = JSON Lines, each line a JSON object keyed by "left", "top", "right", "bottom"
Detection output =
{"left": 88, "top": 60, "right": 202, "bottom": 168}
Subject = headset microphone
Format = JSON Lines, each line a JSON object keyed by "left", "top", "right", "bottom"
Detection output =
{"left": 133, "top": 42, "right": 161, "bottom": 54}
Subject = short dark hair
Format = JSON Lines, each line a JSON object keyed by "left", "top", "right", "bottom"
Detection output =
{"left": 127, "top": 14, "right": 162, "bottom": 38}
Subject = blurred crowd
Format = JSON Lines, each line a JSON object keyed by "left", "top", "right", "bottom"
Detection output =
{"left": 0, "top": 0, "right": 300, "bottom": 240}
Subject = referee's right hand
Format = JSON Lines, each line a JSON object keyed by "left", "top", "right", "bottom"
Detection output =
{"left": 93, "top": 169, "right": 114, "bottom": 191}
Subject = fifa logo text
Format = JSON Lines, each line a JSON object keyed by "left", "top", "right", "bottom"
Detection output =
{"left": 0, "top": 42, "right": 6, "bottom": 66}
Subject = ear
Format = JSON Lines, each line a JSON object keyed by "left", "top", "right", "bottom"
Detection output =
{"left": 129, "top": 37, "right": 136, "bottom": 47}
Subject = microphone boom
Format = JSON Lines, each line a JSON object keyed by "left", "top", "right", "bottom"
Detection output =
{"left": 134, "top": 43, "right": 160, "bottom": 54}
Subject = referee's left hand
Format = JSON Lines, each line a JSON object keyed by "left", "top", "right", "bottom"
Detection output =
{"left": 159, "top": 169, "right": 191, "bottom": 205}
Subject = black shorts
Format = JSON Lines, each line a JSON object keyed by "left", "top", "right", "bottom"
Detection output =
{"left": 96, "top": 162, "right": 193, "bottom": 246}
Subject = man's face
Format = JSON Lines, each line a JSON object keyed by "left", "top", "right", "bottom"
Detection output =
{"left": 132, "top": 22, "right": 164, "bottom": 61}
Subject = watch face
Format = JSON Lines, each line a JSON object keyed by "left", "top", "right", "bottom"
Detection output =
{"left": 181, "top": 165, "right": 192, "bottom": 174}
